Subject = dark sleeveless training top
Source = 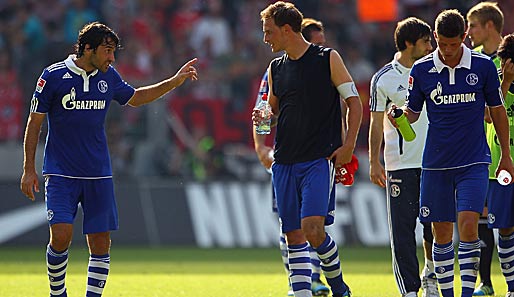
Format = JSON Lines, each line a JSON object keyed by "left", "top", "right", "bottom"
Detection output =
{"left": 271, "top": 44, "right": 342, "bottom": 164}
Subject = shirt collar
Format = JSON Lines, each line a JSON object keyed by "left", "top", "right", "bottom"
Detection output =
{"left": 64, "top": 54, "right": 99, "bottom": 77}
{"left": 392, "top": 52, "right": 410, "bottom": 75}
{"left": 433, "top": 44, "right": 471, "bottom": 73}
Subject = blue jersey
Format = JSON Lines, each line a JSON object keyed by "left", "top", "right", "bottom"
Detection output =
{"left": 31, "top": 55, "right": 135, "bottom": 178}
{"left": 406, "top": 46, "right": 503, "bottom": 170}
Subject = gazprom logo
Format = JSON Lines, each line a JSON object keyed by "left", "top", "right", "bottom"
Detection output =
{"left": 62, "top": 87, "right": 77, "bottom": 110}
{"left": 62, "top": 87, "right": 106, "bottom": 110}
{"left": 430, "top": 82, "right": 476, "bottom": 105}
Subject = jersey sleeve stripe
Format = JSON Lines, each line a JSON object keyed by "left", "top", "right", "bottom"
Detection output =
{"left": 369, "top": 64, "right": 393, "bottom": 111}
{"left": 30, "top": 96, "right": 39, "bottom": 113}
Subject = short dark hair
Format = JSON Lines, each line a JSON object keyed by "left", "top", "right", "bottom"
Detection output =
{"left": 75, "top": 22, "right": 121, "bottom": 57}
{"left": 466, "top": 2, "right": 504, "bottom": 34}
{"left": 301, "top": 18, "right": 324, "bottom": 42}
{"left": 260, "top": 1, "right": 303, "bottom": 33}
{"left": 435, "top": 9, "right": 466, "bottom": 38}
{"left": 394, "top": 17, "right": 432, "bottom": 51}
{"left": 497, "top": 33, "right": 514, "bottom": 62}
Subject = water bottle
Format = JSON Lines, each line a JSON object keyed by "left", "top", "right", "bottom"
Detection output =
{"left": 256, "top": 93, "right": 271, "bottom": 135}
{"left": 497, "top": 169, "right": 512, "bottom": 185}
{"left": 392, "top": 108, "right": 416, "bottom": 142}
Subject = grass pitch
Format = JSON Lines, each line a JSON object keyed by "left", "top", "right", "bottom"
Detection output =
{"left": 0, "top": 246, "right": 508, "bottom": 296}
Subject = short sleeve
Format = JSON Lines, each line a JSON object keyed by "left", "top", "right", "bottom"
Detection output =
{"left": 111, "top": 67, "right": 135, "bottom": 105}
{"left": 483, "top": 59, "right": 503, "bottom": 107}
{"left": 31, "top": 69, "right": 53, "bottom": 113}
{"left": 405, "top": 66, "right": 424, "bottom": 113}
{"left": 369, "top": 73, "right": 387, "bottom": 112}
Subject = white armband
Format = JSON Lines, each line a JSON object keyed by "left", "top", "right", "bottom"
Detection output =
{"left": 337, "top": 82, "right": 359, "bottom": 99}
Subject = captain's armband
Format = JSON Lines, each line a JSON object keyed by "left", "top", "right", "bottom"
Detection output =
{"left": 337, "top": 82, "right": 359, "bottom": 99}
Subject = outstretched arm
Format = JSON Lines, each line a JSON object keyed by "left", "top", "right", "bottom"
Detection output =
{"left": 128, "top": 58, "right": 198, "bottom": 107}
{"left": 20, "top": 112, "right": 46, "bottom": 201}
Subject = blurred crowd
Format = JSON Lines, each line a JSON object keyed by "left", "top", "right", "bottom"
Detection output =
{"left": 1, "top": 0, "right": 513, "bottom": 181}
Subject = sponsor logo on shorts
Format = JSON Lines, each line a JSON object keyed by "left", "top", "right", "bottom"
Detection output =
{"left": 47, "top": 209, "right": 54, "bottom": 221}
{"left": 420, "top": 206, "right": 430, "bottom": 217}
{"left": 390, "top": 184, "right": 400, "bottom": 198}
{"left": 487, "top": 213, "right": 495, "bottom": 224}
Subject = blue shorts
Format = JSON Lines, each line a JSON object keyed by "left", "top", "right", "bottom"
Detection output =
{"left": 419, "top": 164, "right": 488, "bottom": 222}
{"left": 45, "top": 175, "right": 119, "bottom": 234}
{"left": 272, "top": 158, "right": 335, "bottom": 233}
{"left": 272, "top": 179, "right": 336, "bottom": 225}
{"left": 487, "top": 180, "right": 514, "bottom": 228}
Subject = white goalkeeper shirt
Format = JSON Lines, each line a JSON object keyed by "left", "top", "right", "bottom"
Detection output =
{"left": 369, "top": 53, "right": 428, "bottom": 171}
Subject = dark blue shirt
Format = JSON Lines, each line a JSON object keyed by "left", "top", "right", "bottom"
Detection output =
{"left": 407, "top": 46, "right": 503, "bottom": 169}
{"left": 270, "top": 45, "right": 342, "bottom": 164}
{"left": 31, "top": 55, "right": 135, "bottom": 178}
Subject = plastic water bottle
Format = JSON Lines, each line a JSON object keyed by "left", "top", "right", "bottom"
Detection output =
{"left": 392, "top": 108, "right": 416, "bottom": 142}
{"left": 497, "top": 169, "right": 512, "bottom": 185}
{"left": 256, "top": 93, "right": 271, "bottom": 135}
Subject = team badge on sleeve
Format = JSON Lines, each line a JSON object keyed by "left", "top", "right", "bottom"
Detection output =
{"left": 36, "top": 77, "right": 46, "bottom": 93}
{"left": 408, "top": 76, "right": 414, "bottom": 90}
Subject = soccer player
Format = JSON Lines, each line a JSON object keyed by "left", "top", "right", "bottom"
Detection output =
{"left": 387, "top": 9, "right": 514, "bottom": 297}
{"left": 486, "top": 33, "right": 514, "bottom": 297}
{"left": 255, "top": 2, "right": 362, "bottom": 296}
{"left": 19, "top": 22, "right": 197, "bottom": 297}
{"left": 253, "top": 17, "right": 331, "bottom": 297}
{"left": 368, "top": 17, "right": 438, "bottom": 297}
{"left": 466, "top": 3, "right": 504, "bottom": 295}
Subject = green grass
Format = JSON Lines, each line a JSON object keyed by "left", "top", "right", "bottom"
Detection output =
{"left": 0, "top": 246, "right": 508, "bottom": 296}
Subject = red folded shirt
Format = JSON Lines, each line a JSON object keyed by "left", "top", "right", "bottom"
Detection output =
{"left": 335, "top": 154, "right": 359, "bottom": 186}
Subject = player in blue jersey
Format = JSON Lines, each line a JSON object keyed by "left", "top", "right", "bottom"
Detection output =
{"left": 487, "top": 33, "right": 514, "bottom": 297}
{"left": 19, "top": 22, "right": 197, "bottom": 297}
{"left": 466, "top": 3, "right": 505, "bottom": 295}
{"left": 388, "top": 10, "right": 514, "bottom": 297}
{"left": 255, "top": 2, "right": 362, "bottom": 296}
{"left": 369, "top": 17, "right": 438, "bottom": 297}
{"left": 253, "top": 17, "right": 330, "bottom": 297}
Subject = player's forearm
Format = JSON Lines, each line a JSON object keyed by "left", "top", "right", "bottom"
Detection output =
{"left": 368, "top": 130, "right": 383, "bottom": 165}
{"left": 22, "top": 116, "right": 42, "bottom": 172}
{"left": 130, "top": 78, "right": 179, "bottom": 107}
{"left": 253, "top": 128, "right": 267, "bottom": 151}
{"left": 368, "top": 112, "right": 384, "bottom": 164}
{"left": 343, "top": 96, "right": 362, "bottom": 149}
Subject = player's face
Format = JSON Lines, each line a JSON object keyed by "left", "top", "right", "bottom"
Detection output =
{"left": 91, "top": 42, "right": 116, "bottom": 73}
{"left": 263, "top": 18, "right": 285, "bottom": 52}
{"left": 309, "top": 31, "right": 326, "bottom": 46}
{"left": 467, "top": 17, "right": 487, "bottom": 47}
{"left": 411, "top": 36, "right": 433, "bottom": 60}
{"left": 435, "top": 32, "right": 466, "bottom": 65}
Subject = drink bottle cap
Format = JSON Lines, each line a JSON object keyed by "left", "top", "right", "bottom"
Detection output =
{"left": 392, "top": 108, "right": 403, "bottom": 118}
{"left": 497, "top": 169, "right": 512, "bottom": 186}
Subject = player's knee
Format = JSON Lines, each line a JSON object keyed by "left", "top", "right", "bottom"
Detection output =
{"left": 49, "top": 225, "right": 73, "bottom": 251}
{"left": 302, "top": 225, "right": 325, "bottom": 247}
{"left": 87, "top": 232, "right": 111, "bottom": 254}
{"left": 499, "top": 226, "right": 514, "bottom": 236}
